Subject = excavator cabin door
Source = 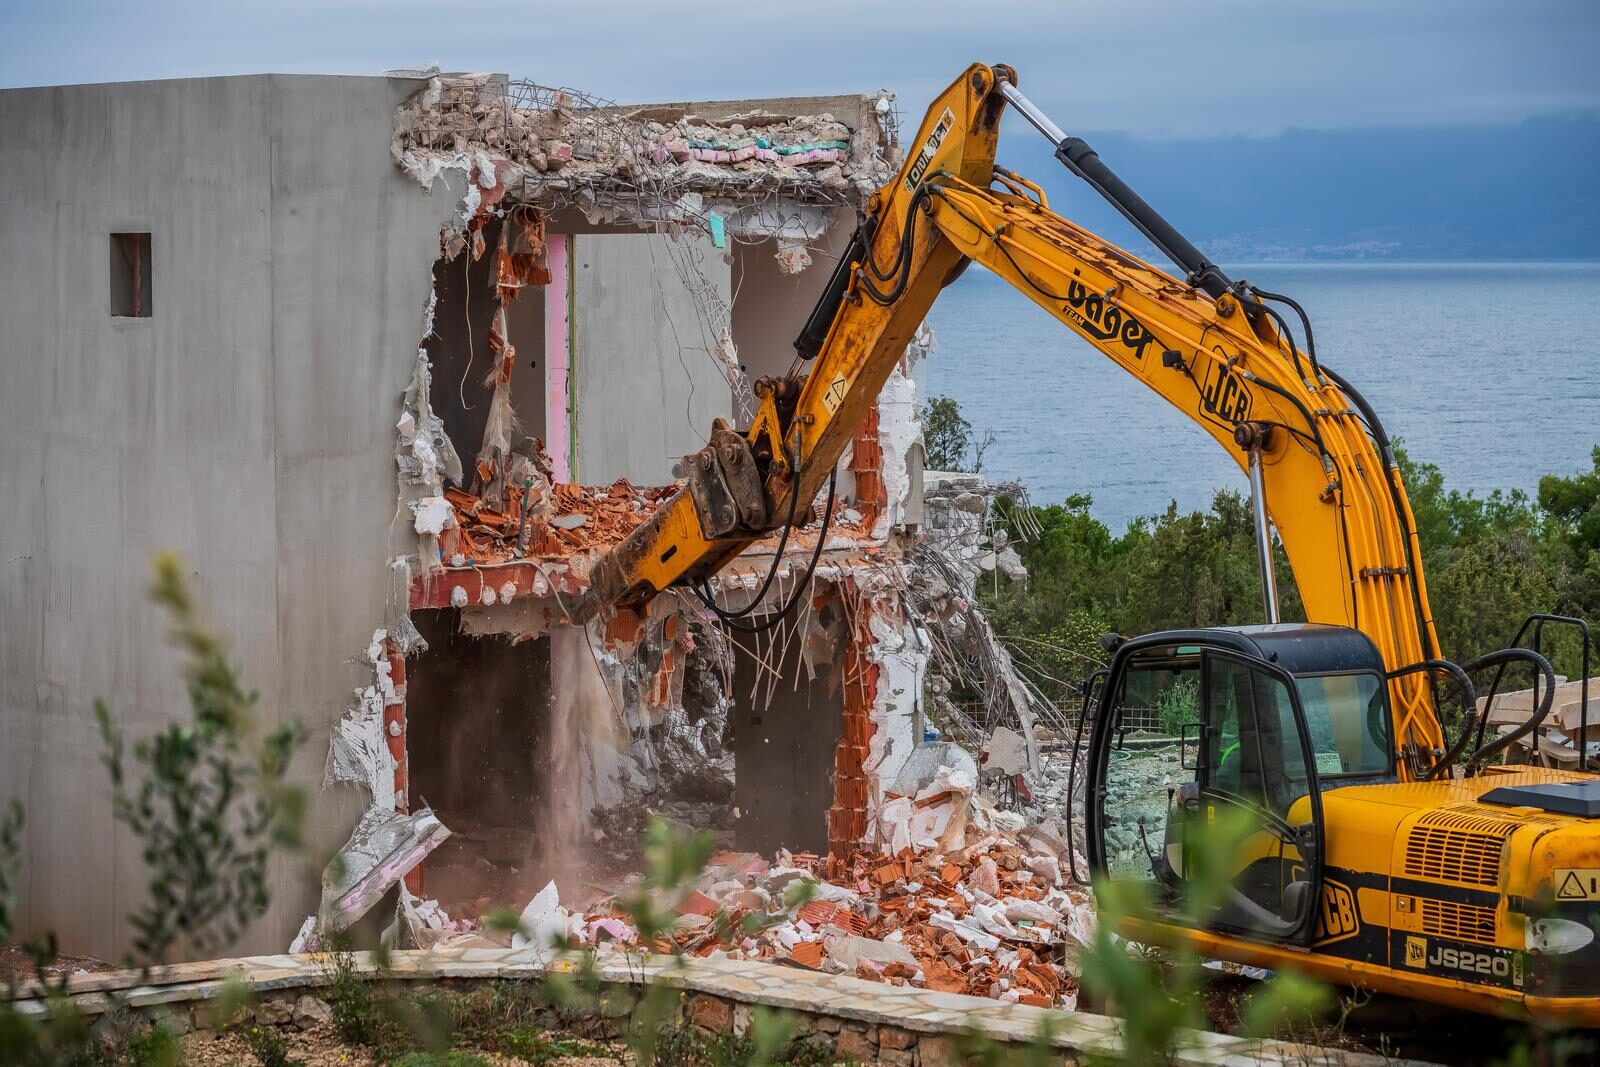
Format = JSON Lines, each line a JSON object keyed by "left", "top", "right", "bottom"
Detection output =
{"left": 1085, "top": 635, "right": 1326, "bottom": 947}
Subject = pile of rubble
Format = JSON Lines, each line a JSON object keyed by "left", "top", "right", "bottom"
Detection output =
{"left": 393, "top": 74, "right": 894, "bottom": 204}
{"left": 408, "top": 765, "right": 1093, "bottom": 1011}
{"left": 439, "top": 479, "right": 674, "bottom": 566}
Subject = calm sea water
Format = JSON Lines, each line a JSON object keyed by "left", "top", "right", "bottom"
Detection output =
{"left": 924, "top": 261, "right": 1600, "bottom": 532}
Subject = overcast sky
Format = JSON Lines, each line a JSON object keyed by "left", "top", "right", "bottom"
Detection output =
{"left": 3, "top": 1, "right": 1597, "bottom": 137}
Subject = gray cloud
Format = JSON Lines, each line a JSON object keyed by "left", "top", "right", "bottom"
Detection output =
{"left": 3, "top": 0, "right": 1597, "bottom": 136}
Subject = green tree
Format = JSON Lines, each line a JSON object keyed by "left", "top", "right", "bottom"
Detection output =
{"left": 984, "top": 441, "right": 1599, "bottom": 701}
{"left": 983, "top": 489, "right": 1302, "bottom": 701}
{"left": 1538, "top": 447, "right": 1600, "bottom": 639}
{"left": 1539, "top": 446, "right": 1600, "bottom": 560}
{"left": 1117, "top": 491, "right": 1303, "bottom": 635}
{"left": 1431, "top": 530, "right": 1557, "bottom": 664}
{"left": 921, "top": 394, "right": 975, "bottom": 472}
{"left": 1395, "top": 442, "right": 1598, "bottom": 674}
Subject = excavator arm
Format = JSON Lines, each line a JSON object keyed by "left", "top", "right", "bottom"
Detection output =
{"left": 576, "top": 64, "right": 1448, "bottom": 773}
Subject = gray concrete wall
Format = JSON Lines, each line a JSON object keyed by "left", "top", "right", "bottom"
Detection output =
{"left": 730, "top": 606, "right": 845, "bottom": 857}
{"left": 731, "top": 219, "right": 854, "bottom": 381}
{"left": 0, "top": 74, "right": 455, "bottom": 958}
{"left": 572, "top": 232, "right": 731, "bottom": 485}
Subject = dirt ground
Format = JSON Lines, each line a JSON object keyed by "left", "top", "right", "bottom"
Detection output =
{"left": 1198, "top": 969, "right": 1590, "bottom": 1064}
{"left": 0, "top": 942, "right": 116, "bottom": 986}
{"left": 181, "top": 1020, "right": 624, "bottom": 1067}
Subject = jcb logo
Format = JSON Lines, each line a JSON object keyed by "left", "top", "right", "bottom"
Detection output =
{"left": 1314, "top": 879, "right": 1359, "bottom": 945}
{"left": 1198, "top": 358, "right": 1252, "bottom": 427}
{"left": 1405, "top": 936, "right": 1427, "bottom": 968}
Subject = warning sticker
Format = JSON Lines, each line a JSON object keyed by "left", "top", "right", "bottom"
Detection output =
{"left": 1553, "top": 868, "right": 1600, "bottom": 901}
{"left": 821, "top": 373, "right": 848, "bottom": 416}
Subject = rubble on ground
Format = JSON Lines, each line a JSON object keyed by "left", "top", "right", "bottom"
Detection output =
{"left": 406, "top": 764, "right": 1093, "bottom": 1011}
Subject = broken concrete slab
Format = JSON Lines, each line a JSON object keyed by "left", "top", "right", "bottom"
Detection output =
{"left": 320, "top": 807, "right": 451, "bottom": 935}
{"left": 981, "top": 726, "right": 1030, "bottom": 777}
{"left": 889, "top": 743, "right": 978, "bottom": 798}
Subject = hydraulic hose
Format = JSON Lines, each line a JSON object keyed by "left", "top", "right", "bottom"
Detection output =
{"left": 1381, "top": 659, "right": 1479, "bottom": 781}
{"left": 997, "top": 80, "right": 1232, "bottom": 300}
{"left": 1463, "top": 647, "right": 1559, "bottom": 772}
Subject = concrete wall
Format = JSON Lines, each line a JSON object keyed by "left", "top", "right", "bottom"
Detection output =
{"left": 731, "top": 219, "right": 855, "bottom": 381}
{"left": 571, "top": 232, "right": 732, "bottom": 485}
{"left": 730, "top": 602, "right": 846, "bottom": 856}
{"left": 0, "top": 74, "right": 456, "bottom": 958}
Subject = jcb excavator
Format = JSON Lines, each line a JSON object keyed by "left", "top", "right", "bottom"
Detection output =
{"left": 574, "top": 64, "right": 1600, "bottom": 1024}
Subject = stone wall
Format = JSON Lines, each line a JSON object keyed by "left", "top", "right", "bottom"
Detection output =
{"left": 9, "top": 948, "right": 1429, "bottom": 1067}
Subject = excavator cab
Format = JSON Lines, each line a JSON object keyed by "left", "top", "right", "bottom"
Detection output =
{"left": 1084, "top": 624, "right": 1390, "bottom": 946}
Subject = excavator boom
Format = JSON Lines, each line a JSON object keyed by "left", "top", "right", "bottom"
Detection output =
{"left": 578, "top": 63, "right": 1445, "bottom": 770}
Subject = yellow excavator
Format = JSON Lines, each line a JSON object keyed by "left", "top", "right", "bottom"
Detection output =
{"left": 574, "top": 64, "right": 1600, "bottom": 1024}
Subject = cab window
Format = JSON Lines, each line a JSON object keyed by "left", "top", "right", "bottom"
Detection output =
{"left": 1204, "top": 656, "right": 1308, "bottom": 819}
{"left": 1294, "top": 673, "right": 1389, "bottom": 777}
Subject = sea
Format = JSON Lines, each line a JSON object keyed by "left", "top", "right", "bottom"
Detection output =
{"left": 924, "top": 261, "right": 1600, "bottom": 532}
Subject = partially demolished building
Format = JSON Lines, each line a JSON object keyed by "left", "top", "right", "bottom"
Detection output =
{"left": 1, "top": 71, "right": 1063, "bottom": 986}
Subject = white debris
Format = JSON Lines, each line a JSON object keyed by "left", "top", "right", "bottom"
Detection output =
{"left": 983, "top": 726, "right": 1031, "bottom": 777}
{"left": 511, "top": 880, "right": 572, "bottom": 953}
{"left": 411, "top": 495, "right": 454, "bottom": 536}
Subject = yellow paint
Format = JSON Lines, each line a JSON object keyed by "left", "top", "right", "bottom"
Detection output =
{"left": 1356, "top": 886, "right": 1388, "bottom": 927}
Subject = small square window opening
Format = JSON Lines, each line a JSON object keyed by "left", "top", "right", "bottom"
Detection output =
{"left": 110, "top": 233, "right": 152, "bottom": 317}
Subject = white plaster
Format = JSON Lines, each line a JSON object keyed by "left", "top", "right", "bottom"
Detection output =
{"left": 875, "top": 359, "right": 921, "bottom": 540}
{"left": 287, "top": 915, "right": 317, "bottom": 955}
{"left": 324, "top": 629, "right": 397, "bottom": 814}
{"left": 859, "top": 591, "right": 929, "bottom": 848}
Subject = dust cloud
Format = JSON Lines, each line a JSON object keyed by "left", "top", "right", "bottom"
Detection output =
{"left": 542, "top": 626, "right": 627, "bottom": 900}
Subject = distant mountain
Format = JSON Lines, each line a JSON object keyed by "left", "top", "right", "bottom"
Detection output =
{"left": 992, "top": 112, "right": 1600, "bottom": 262}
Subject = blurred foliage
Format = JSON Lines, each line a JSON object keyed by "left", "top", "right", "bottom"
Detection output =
{"left": 0, "top": 801, "right": 23, "bottom": 952}
{"left": 1079, "top": 808, "right": 1332, "bottom": 1064}
{"left": 0, "top": 556, "right": 306, "bottom": 1065}
{"left": 95, "top": 553, "right": 306, "bottom": 966}
{"left": 318, "top": 814, "right": 829, "bottom": 1065}
{"left": 239, "top": 1021, "right": 302, "bottom": 1067}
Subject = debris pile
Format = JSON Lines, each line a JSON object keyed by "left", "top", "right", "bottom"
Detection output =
{"left": 911, "top": 473, "right": 1056, "bottom": 771}
{"left": 439, "top": 478, "right": 674, "bottom": 567}
{"left": 411, "top": 765, "right": 1092, "bottom": 1011}
{"left": 393, "top": 75, "right": 894, "bottom": 204}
